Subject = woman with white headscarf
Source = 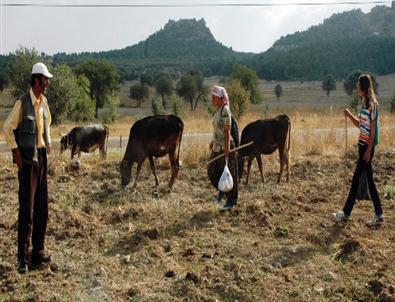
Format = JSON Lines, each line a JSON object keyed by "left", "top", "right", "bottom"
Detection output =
{"left": 207, "top": 85, "right": 239, "bottom": 210}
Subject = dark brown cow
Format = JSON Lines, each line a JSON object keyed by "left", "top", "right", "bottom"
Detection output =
{"left": 120, "top": 115, "right": 183, "bottom": 189}
{"left": 60, "top": 124, "right": 109, "bottom": 159}
{"left": 238, "top": 115, "right": 291, "bottom": 184}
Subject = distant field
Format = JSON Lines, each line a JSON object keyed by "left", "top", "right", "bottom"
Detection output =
{"left": 2, "top": 73, "right": 394, "bottom": 112}
{"left": 1, "top": 74, "right": 394, "bottom": 141}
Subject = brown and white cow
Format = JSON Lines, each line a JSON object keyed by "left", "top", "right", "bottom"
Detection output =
{"left": 238, "top": 115, "right": 291, "bottom": 184}
{"left": 120, "top": 115, "right": 183, "bottom": 189}
{"left": 60, "top": 124, "right": 109, "bottom": 159}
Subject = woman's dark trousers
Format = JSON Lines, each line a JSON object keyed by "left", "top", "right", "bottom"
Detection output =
{"left": 343, "top": 144, "right": 382, "bottom": 216}
{"left": 207, "top": 145, "right": 239, "bottom": 206}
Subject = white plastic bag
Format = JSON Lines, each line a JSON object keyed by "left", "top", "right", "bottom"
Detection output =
{"left": 218, "top": 158, "right": 233, "bottom": 192}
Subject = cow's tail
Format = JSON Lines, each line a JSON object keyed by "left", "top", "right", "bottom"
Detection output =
{"left": 105, "top": 125, "right": 109, "bottom": 158}
{"left": 177, "top": 120, "right": 184, "bottom": 169}
{"left": 287, "top": 116, "right": 291, "bottom": 153}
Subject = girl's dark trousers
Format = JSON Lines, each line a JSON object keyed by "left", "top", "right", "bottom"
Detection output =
{"left": 207, "top": 143, "right": 239, "bottom": 206}
{"left": 343, "top": 144, "right": 382, "bottom": 216}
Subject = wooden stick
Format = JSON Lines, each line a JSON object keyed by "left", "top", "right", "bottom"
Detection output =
{"left": 342, "top": 115, "right": 348, "bottom": 202}
{"left": 207, "top": 141, "right": 254, "bottom": 166}
{"left": 345, "top": 116, "right": 348, "bottom": 158}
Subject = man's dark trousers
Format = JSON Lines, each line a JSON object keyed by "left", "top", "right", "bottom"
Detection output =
{"left": 17, "top": 148, "right": 48, "bottom": 265}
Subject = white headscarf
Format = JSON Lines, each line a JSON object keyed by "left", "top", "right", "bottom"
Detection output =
{"left": 211, "top": 85, "right": 229, "bottom": 106}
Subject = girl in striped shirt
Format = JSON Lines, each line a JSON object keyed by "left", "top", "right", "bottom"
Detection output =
{"left": 332, "top": 74, "right": 383, "bottom": 226}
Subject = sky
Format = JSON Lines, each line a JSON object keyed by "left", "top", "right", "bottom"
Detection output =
{"left": 0, "top": 0, "right": 391, "bottom": 56}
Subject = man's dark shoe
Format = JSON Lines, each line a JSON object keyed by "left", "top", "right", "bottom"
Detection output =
{"left": 18, "top": 262, "right": 28, "bottom": 274}
{"left": 31, "top": 254, "right": 51, "bottom": 267}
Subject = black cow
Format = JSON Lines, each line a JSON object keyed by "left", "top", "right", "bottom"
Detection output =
{"left": 120, "top": 115, "right": 183, "bottom": 189}
{"left": 238, "top": 115, "right": 291, "bottom": 184}
{"left": 60, "top": 124, "right": 109, "bottom": 159}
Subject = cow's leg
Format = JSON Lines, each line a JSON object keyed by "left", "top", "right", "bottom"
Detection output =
{"left": 133, "top": 161, "right": 143, "bottom": 188}
{"left": 256, "top": 154, "right": 265, "bottom": 183}
{"left": 103, "top": 143, "right": 107, "bottom": 159}
{"left": 74, "top": 146, "right": 81, "bottom": 159}
{"left": 100, "top": 144, "right": 106, "bottom": 159}
{"left": 168, "top": 149, "right": 179, "bottom": 189}
{"left": 278, "top": 148, "right": 285, "bottom": 183}
{"left": 148, "top": 156, "right": 159, "bottom": 186}
{"left": 285, "top": 149, "right": 290, "bottom": 182}
{"left": 71, "top": 145, "right": 76, "bottom": 160}
{"left": 245, "top": 156, "right": 253, "bottom": 185}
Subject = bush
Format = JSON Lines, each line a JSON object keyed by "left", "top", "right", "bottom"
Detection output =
{"left": 230, "top": 64, "right": 262, "bottom": 104}
{"left": 343, "top": 70, "right": 378, "bottom": 96}
{"left": 322, "top": 74, "right": 336, "bottom": 97}
{"left": 8, "top": 47, "right": 43, "bottom": 97}
{"left": 172, "top": 95, "right": 183, "bottom": 117}
{"left": 46, "top": 65, "right": 94, "bottom": 124}
{"left": 274, "top": 84, "right": 283, "bottom": 101}
{"left": 350, "top": 91, "right": 360, "bottom": 113}
{"left": 71, "top": 75, "right": 95, "bottom": 122}
{"left": 100, "top": 94, "right": 119, "bottom": 123}
{"left": 0, "top": 71, "right": 9, "bottom": 92}
{"left": 264, "top": 105, "right": 270, "bottom": 119}
{"left": 391, "top": 93, "right": 395, "bottom": 113}
{"left": 226, "top": 79, "right": 249, "bottom": 119}
{"left": 152, "top": 98, "right": 165, "bottom": 115}
{"left": 129, "top": 83, "right": 149, "bottom": 107}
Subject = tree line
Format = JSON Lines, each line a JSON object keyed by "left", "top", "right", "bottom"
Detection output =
{"left": 0, "top": 48, "right": 265, "bottom": 124}
{"left": 1, "top": 47, "right": 394, "bottom": 126}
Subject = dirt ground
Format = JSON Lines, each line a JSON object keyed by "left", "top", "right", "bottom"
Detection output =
{"left": 0, "top": 147, "right": 394, "bottom": 302}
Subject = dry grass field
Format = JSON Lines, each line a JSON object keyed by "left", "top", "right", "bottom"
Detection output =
{"left": 0, "top": 146, "right": 394, "bottom": 301}
{"left": 0, "top": 77, "right": 395, "bottom": 301}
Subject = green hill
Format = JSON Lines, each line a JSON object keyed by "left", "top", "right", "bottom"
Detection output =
{"left": 54, "top": 19, "right": 253, "bottom": 80}
{"left": 252, "top": 5, "right": 395, "bottom": 80}
{"left": 3, "top": 5, "right": 395, "bottom": 81}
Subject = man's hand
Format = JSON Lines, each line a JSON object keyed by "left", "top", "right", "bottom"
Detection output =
{"left": 12, "top": 148, "right": 22, "bottom": 170}
{"left": 224, "top": 146, "right": 230, "bottom": 158}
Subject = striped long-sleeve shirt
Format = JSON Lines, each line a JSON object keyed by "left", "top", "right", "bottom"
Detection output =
{"left": 358, "top": 99, "right": 379, "bottom": 146}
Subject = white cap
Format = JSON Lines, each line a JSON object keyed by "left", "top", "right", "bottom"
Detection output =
{"left": 31, "top": 62, "right": 53, "bottom": 78}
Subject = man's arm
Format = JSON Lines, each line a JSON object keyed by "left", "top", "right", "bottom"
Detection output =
{"left": 3, "top": 100, "right": 23, "bottom": 168}
{"left": 3, "top": 100, "right": 22, "bottom": 150}
{"left": 44, "top": 99, "right": 52, "bottom": 153}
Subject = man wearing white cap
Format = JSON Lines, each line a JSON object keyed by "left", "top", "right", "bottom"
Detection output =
{"left": 3, "top": 62, "right": 53, "bottom": 273}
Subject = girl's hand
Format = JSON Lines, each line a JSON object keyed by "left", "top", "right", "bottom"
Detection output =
{"left": 344, "top": 109, "right": 351, "bottom": 118}
{"left": 363, "top": 149, "right": 371, "bottom": 162}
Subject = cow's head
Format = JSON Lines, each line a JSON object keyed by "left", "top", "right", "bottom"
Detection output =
{"left": 59, "top": 133, "right": 69, "bottom": 154}
{"left": 120, "top": 159, "right": 132, "bottom": 188}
